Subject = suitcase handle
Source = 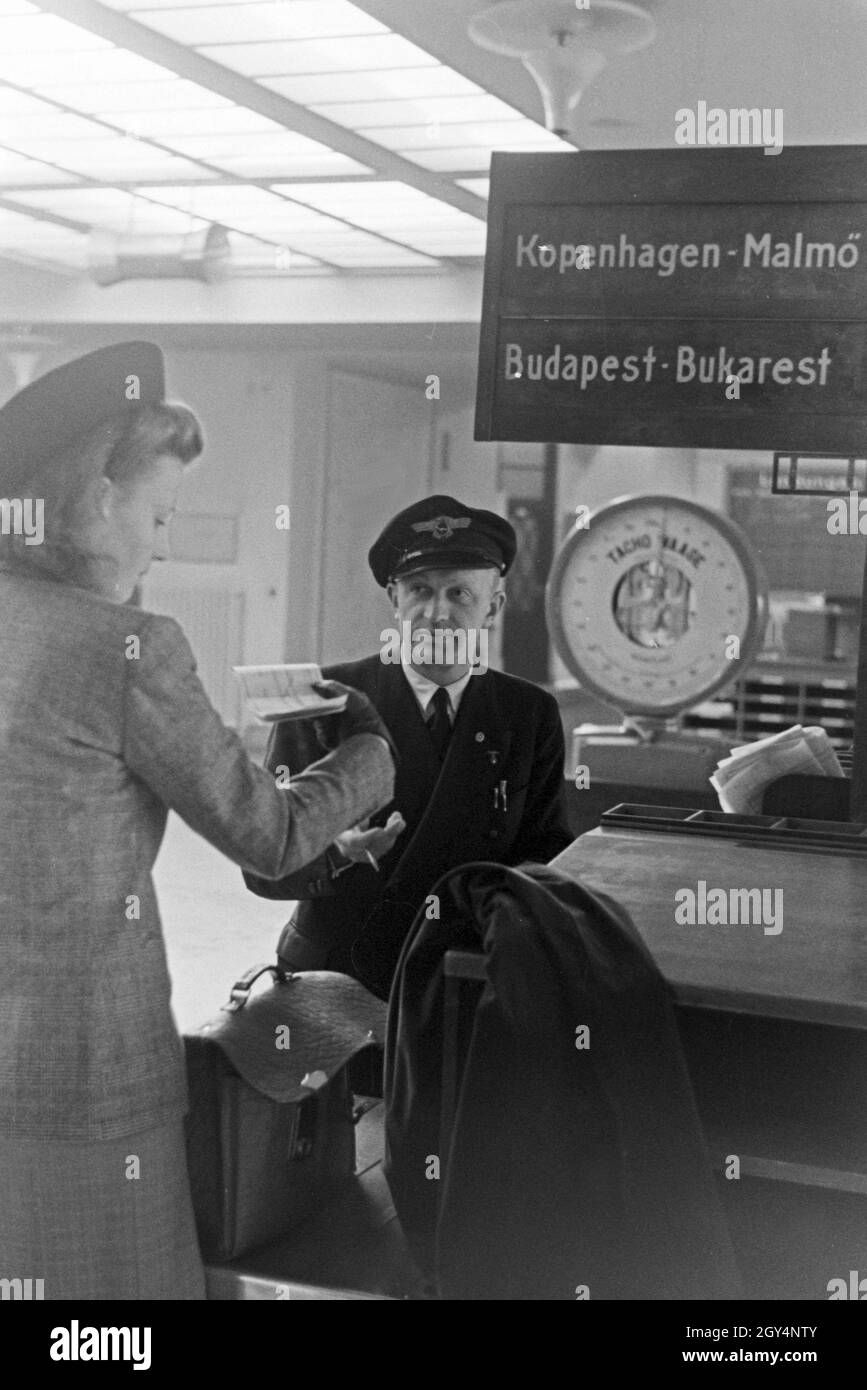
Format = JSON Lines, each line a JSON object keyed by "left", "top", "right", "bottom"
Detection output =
{"left": 222, "top": 962, "right": 296, "bottom": 1014}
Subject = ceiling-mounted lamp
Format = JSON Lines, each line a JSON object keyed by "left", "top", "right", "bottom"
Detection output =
{"left": 89, "top": 223, "right": 231, "bottom": 287}
{"left": 469, "top": 0, "right": 656, "bottom": 142}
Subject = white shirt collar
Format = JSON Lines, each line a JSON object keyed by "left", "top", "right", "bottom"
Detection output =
{"left": 400, "top": 657, "right": 474, "bottom": 722}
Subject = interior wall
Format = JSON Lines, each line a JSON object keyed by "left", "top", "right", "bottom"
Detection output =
{"left": 319, "top": 367, "right": 434, "bottom": 665}
{"left": 149, "top": 348, "right": 293, "bottom": 659}
{"left": 557, "top": 444, "right": 699, "bottom": 525}
{"left": 281, "top": 344, "right": 502, "bottom": 670}
{"left": 557, "top": 442, "right": 769, "bottom": 523}
{"left": 430, "top": 394, "right": 505, "bottom": 670}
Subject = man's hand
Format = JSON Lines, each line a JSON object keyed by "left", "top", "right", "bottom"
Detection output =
{"left": 334, "top": 810, "right": 406, "bottom": 864}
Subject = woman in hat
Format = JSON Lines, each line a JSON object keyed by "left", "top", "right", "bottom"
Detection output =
{"left": 0, "top": 342, "right": 395, "bottom": 1300}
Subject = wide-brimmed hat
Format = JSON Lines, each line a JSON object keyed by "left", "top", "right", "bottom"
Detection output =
{"left": 0, "top": 341, "right": 164, "bottom": 489}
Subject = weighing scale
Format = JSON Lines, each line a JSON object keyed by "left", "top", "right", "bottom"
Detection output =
{"left": 546, "top": 493, "right": 768, "bottom": 789}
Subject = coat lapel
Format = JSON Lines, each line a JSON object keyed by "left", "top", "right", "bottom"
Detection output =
{"left": 374, "top": 662, "right": 444, "bottom": 834}
{"left": 352, "top": 669, "right": 514, "bottom": 996}
{"left": 387, "top": 670, "right": 513, "bottom": 888}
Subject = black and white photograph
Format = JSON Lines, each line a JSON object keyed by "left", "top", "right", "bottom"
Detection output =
{"left": 0, "top": 0, "right": 865, "bottom": 1359}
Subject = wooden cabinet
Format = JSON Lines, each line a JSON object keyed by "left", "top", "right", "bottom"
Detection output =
{"left": 683, "top": 658, "right": 858, "bottom": 748}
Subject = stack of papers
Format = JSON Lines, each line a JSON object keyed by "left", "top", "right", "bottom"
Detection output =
{"left": 710, "top": 725, "right": 844, "bottom": 815}
{"left": 233, "top": 663, "right": 348, "bottom": 723}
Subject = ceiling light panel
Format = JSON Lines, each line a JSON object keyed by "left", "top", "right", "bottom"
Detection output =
{"left": 143, "top": 185, "right": 345, "bottom": 234}
{"left": 272, "top": 180, "right": 486, "bottom": 256}
{"left": 224, "top": 230, "right": 320, "bottom": 271}
{"left": 0, "top": 0, "right": 556, "bottom": 274}
{"left": 0, "top": 146, "right": 78, "bottom": 183}
{"left": 265, "top": 67, "right": 481, "bottom": 105}
{"left": 275, "top": 181, "right": 454, "bottom": 214}
{"left": 197, "top": 35, "right": 438, "bottom": 78}
{"left": 0, "top": 207, "right": 87, "bottom": 266}
{"left": 0, "top": 47, "right": 176, "bottom": 86}
{"left": 366, "top": 121, "right": 561, "bottom": 155}
{"left": 142, "top": 182, "right": 438, "bottom": 265}
{"left": 98, "top": 0, "right": 248, "bottom": 8}
{"left": 159, "top": 128, "right": 368, "bottom": 176}
{"left": 145, "top": 184, "right": 292, "bottom": 214}
{"left": 2, "top": 110, "right": 121, "bottom": 142}
{"left": 43, "top": 79, "right": 235, "bottom": 113}
{"left": 111, "top": 105, "right": 282, "bottom": 137}
{"left": 373, "top": 121, "right": 573, "bottom": 152}
{"left": 0, "top": 12, "right": 111, "bottom": 50}
{"left": 409, "top": 126, "right": 572, "bottom": 171}
{"left": 104, "top": 0, "right": 567, "bottom": 182}
{"left": 207, "top": 150, "right": 367, "bottom": 176}
{"left": 15, "top": 186, "right": 211, "bottom": 230}
{"left": 0, "top": 88, "right": 57, "bottom": 117}
{"left": 14, "top": 0, "right": 564, "bottom": 193}
{"left": 125, "top": 2, "right": 387, "bottom": 45}
{"left": 301, "top": 244, "right": 436, "bottom": 267}
{"left": 309, "top": 94, "right": 524, "bottom": 130}
{"left": 6, "top": 138, "right": 212, "bottom": 179}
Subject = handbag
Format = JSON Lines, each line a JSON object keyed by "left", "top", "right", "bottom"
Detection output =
{"left": 184, "top": 963, "right": 387, "bottom": 1262}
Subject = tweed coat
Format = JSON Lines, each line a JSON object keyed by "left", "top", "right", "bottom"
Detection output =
{"left": 0, "top": 568, "right": 394, "bottom": 1141}
{"left": 244, "top": 655, "right": 573, "bottom": 998}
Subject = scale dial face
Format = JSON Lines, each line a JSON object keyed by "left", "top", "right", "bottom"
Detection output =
{"left": 547, "top": 494, "right": 767, "bottom": 719}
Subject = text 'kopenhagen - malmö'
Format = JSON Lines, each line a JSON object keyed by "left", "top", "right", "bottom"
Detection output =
{"left": 515, "top": 231, "right": 861, "bottom": 277}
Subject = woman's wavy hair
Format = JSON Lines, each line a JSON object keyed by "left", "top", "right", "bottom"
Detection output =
{"left": 0, "top": 401, "right": 203, "bottom": 592}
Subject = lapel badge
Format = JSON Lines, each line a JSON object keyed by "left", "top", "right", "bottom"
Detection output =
{"left": 475, "top": 731, "right": 485, "bottom": 742}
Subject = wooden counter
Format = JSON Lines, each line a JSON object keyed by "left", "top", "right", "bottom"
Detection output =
{"left": 552, "top": 826, "right": 867, "bottom": 1299}
{"left": 554, "top": 827, "right": 867, "bottom": 1031}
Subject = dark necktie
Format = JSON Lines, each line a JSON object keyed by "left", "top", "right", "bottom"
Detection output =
{"left": 427, "top": 685, "right": 452, "bottom": 761}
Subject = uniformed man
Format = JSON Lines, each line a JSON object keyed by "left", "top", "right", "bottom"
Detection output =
{"left": 244, "top": 494, "right": 573, "bottom": 1001}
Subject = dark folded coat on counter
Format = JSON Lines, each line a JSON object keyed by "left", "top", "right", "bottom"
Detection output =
{"left": 384, "top": 861, "right": 743, "bottom": 1301}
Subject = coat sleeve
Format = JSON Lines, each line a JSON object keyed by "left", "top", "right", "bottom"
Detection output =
{"left": 508, "top": 695, "right": 574, "bottom": 865}
{"left": 242, "top": 717, "right": 355, "bottom": 900}
{"left": 122, "top": 614, "right": 394, "bottom": 880}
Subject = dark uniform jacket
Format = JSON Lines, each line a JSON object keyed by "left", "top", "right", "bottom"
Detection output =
{"left": 244, "top": 655, "right": 572, "bottom": 998}
{"left": 384, "top": 861, "right": 743, "bottom": 1301}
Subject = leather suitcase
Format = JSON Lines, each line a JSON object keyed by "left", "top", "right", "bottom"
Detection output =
{"left": 184, "top": 964, "right": 386, "bottom": 1262}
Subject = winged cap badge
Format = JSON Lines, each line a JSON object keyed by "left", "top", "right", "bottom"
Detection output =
{"left": 411, "top": 514, "right": 471, "bottom": 542}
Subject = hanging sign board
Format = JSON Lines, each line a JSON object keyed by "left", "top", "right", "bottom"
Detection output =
{"left": 474, "top": 147, "right": 867, "bottom": 451}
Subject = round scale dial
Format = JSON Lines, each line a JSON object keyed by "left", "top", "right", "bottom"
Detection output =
{"left": 546, "top": 494, "right": 768, "bottom": 719}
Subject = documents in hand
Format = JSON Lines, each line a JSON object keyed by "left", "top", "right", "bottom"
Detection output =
{"left": 232, "top": 663, "right": 347, "bottom": 723}
{"left": 710, "top": 725, "right": 844, "bottom": 815}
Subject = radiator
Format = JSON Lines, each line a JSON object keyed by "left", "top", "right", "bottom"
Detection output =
{"left": 143, "top": 586, "right": 245, "bottom": 727}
